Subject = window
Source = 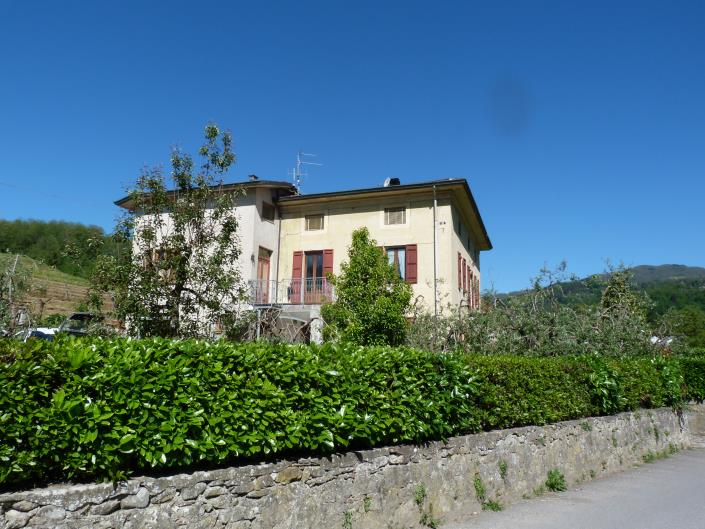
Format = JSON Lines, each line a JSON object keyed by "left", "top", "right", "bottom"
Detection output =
{"left": 384, "top": 207, "right": 406, "bottom": 225}
{"left": 305, "top": 214, "right": 324, "bottom": 231}
{"left": 387, "top": 247, "right": 406, "bottom": 280}
{"left": 261, "top": 202, "right": 275, "bottom": 222}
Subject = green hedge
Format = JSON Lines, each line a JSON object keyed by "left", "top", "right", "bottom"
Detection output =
{"left": 0, "top": 338, "right": 685, "bottom": 488}
{"left": 679, "top": 356, "right": 705, "bottom": 401}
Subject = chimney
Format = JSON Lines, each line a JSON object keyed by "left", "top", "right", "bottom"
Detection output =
{"left": 249, "top": 174, "right": 259, "bottom": 182}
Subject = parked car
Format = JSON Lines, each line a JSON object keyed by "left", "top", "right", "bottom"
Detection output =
{"left": 58, "top": 312, "right": 102, "bottom": 337}
{"left": 12, "top": 327, "right": 56, "bottom": 342}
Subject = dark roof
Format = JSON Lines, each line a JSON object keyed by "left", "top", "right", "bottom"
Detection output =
{"left": 114, "top": 179, "right": 297, "bottom": 209}
{"left": 279, "top": 178, "right": 492, "bottom": 250}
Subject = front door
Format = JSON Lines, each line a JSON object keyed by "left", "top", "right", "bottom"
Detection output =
{"left": 257, "top": 247, "right": 271, "bottom": 303}
{"left": 304, "top": 251, "right": 324, "bottom": 304}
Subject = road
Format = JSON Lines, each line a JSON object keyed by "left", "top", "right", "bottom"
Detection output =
{"left": 444, "top": 448, "right": 705, "bottom": 529}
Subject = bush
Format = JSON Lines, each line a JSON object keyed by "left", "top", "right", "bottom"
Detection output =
{"left": 322, "top": 227, "right": 412, "bottom": 346}
{"left": 0, "top": 337, "right": 478, "bottom": 488}
{"left": 0, "top": 338, "right": 686, "bottom": 488}
{"left": 679, "top": 356, "right": 705, "bottom": 401}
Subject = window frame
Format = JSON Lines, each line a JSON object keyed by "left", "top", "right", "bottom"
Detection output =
{"left": 383, "top": 206, "right": 407, "bottom": 226}
{"left": 305, "top": 213, "right": 325, "bottom": 231}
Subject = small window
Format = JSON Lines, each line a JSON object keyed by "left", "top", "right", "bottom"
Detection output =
{"left": 384, "top": 207, "right": 406, "bottom": 225}
{"left": 305, "top": 214, "right": 324, "bottom": 231}
{"left": 262, "top": 202, "right": 275, "bottom": 222}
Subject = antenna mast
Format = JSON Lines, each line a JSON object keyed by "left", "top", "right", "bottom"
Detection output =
{"left": 290, "top": 150, "right": 322, "bottom": 193}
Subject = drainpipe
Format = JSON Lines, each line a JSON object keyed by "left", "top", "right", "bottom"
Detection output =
{"left": 275, "top": 199, "right": 282, "bottom": 303}
{"left": 432, "top": 185, "right": 438, "bottom": 317}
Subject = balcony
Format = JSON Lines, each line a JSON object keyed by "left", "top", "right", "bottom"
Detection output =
{"left": 249, "top": 278, "right": 334, "bottom": 305}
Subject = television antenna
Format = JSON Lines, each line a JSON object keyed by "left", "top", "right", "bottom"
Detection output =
{"left": 289, "top": 151, "right": 322, "bottom": 193}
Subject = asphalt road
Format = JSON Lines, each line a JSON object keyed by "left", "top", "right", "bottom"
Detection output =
{"left": 444, "top": 448, "right": 705, "bottom": 529}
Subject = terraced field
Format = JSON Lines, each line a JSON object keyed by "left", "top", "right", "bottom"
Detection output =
{"left": 1, "top": 253, "right": 113, "bottom": 319}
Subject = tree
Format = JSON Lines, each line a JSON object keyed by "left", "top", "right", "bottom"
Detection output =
{"left": 88, "top": 124, "right": 247, "bottom": 338}
{"left": 662, "top": 305, "right": 705, "bottom": 348}
{"left": 0, "top": 254, "right": 30, "bottom": 334}
{"left": 321, "top": 227, "right": 412, "bottom": 346}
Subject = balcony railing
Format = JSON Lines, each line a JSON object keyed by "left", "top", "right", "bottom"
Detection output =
{"left": 249, "top": 278, "right": 334, "bottom": 305}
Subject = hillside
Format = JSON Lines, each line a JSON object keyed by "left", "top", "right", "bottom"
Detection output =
{"left": 504, "top": 264, "right": 705, "bottom": 320}
{"left": 1, "top": 253, "right": 93, "bottom": 319}
{"left": 0, "top": 218, "right": 124, "bottom": 279}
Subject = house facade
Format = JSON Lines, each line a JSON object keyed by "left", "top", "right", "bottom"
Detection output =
{"left": 116, "top": 177, "right": 491, "bottom": 321}
{"left": 272, "top": 178, "right": 491, "bottom": 312}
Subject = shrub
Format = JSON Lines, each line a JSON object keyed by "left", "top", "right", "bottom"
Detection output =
{"left": 545, "top": 469, "right": 567, "bottom": 492}
{"left": 0, "top": 338, "right": 686, "bottom": 488}
{"left": 322, "top": 227, "right": 412, "bottom": 346}
{"left": 679, "top": 356, "right": 705, "bottom": 401}
{"left": 0, "top": 337, "right": 478, "bottom": 488}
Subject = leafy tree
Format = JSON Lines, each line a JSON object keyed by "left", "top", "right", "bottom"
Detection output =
{"left": 0, "top": 255, "right": 30, "bottom": 334}
{"left": 662, "top": 305, "right": 705, "bottom": 348}
{"left": 600, "top": 269, "right": 649, "bottom": 320}
{"left": 322, "top": 227, "right": 412, "bottom": 346}
{"left": 88, "top": 124, "right": 246, "bottom": 338}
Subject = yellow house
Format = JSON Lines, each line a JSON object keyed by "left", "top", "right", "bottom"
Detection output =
{"left": 266, "top": 178, "right": 492, "bottom": 313}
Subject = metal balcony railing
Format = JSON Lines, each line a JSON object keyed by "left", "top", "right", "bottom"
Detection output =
{"left": 249, "top": 278, "right": 334, "bottom": 305}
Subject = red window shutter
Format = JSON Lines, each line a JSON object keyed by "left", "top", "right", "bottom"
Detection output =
{"left": 462, "top": 258, "right": 467, "bottom": 292}
{"left": 475, "top": 276, "right": 480, "bottom": 309}
{"left": 291, "top": 251, "right": 303, "bottom": 303}
{"left": 405, "top": 244, "right": 417, "bottom": 284}
{"left": 468, "top": 268, "right": 473, "bottom": 306}
{"left": 457, "top": 252, "right": 462, "bottom": 289}
{"left": 323, "top": 249, "right": 334, "bottom": 276}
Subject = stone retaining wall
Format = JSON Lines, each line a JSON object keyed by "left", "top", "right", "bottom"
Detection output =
{"left": 2, "top": 405, "right": 703, "bottom": 529}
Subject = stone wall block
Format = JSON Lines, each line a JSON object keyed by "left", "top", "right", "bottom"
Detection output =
{"left": 119, "top": 488, "right": 150, "bottom": 510}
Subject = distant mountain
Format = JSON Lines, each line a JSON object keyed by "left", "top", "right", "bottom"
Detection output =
{"left": 502, "top": 264, "right": 705, "bottom": 321}
{"left": 628, "top": 264, "right": 705, "bottom": 285}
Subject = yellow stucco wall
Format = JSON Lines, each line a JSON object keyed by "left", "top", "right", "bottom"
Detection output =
{"left": 277, "top": 189, "right": 482, "bottom": 311}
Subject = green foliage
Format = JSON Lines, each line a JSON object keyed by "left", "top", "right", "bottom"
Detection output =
{"left": 342, "top": 510, "right": 353, "bottom": 529}
{"left": 0, "top": 220, "right": 122, "bottom": 279}
{"left": 473, "top": 473, "right": 486, "bottom": 502}
{"left": 420, "top": 512, "right": 441, "bottom": 528}
{"left": 0, "top": 337, "right": 689, "bottom": 489}
{"left": 0, "top": 255, "right": 30, "bottom": 332}
{"left": 661, "top": 305, "right": 705, "bottom": 348}
{"left": 0, "top": 338, "right": 479, "bottom": 488}
{"left": 545, "top": 469, "right": 567, "bottom": 492}
{"left": 322, "top": 227, "right": 412, "bottom": 346}
{"left": 87, "top": 124, "right": 246, "bottom": 338}
{"left": 414, "top": 483, "right": 427, "bottom": 507}
{"left": 408, "top": 265, "right": 655, "bottom": 357}
{"left": 498, "top": 459, "right": 508, "bottom": 480}
{"left": 483, "top": 500, "right": 503, "bottom": 512}
{"left": 678, "top": 356, "right": 705, "bottom": 401}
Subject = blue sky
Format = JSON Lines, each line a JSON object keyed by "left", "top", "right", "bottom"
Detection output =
{"left": 0, "top": 0, "right": 703, "bottom": 292}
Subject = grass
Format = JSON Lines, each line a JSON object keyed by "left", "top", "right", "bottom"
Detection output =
{"left": 483, "top": 500, "right": 503, "bottom": 512}
{"left": 473, "top": 474, "right": 486, "bottom": 502}
{"left": 498, "top": 459, "right": 508, "bottom": 480}
{"left": 0, "top": 253, "right": 88, "bottom": 286}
